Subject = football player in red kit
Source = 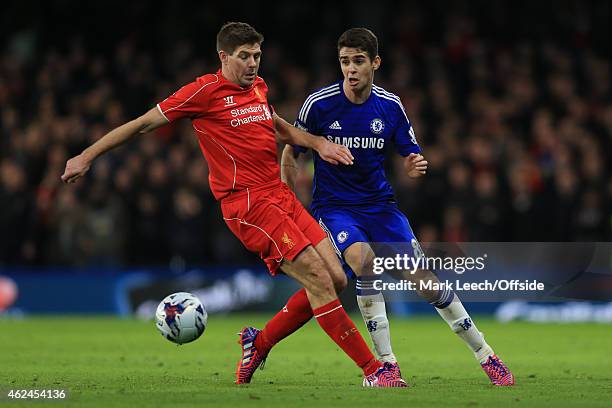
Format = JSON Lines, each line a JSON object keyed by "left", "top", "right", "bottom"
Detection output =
{"left": 61, "top": 22, "right": 406, "bottom": 387}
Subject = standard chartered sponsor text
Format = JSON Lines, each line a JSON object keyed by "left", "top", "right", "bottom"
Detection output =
{"left": 230, "top": 104, "right": 271, "bottom": 127}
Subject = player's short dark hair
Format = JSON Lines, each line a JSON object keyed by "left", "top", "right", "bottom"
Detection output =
{"left": 216, "top": 22, "right": 264, "bottom": 54}
{"left": 337, "top": 28, "right": 378, "bottom": 60}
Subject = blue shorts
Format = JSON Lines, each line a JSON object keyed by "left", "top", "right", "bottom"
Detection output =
{"left": 313, "top": 203, "right": 421, "bottom": 279}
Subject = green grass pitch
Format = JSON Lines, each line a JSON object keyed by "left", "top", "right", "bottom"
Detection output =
{"left": 1, "top": 314, "right": 611, "bottom": 407}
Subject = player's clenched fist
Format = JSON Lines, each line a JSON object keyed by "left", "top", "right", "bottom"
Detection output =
{"left": 404, "top": 153, "right": 427, "bottom": 177}
{"left": 315, "top": 138, "right": 354, "bottom": 166}
{"left": 61, "top": 154, "right": 92, "bottom": 184}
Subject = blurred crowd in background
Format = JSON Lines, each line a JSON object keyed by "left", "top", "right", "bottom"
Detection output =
{"left": 1, "top": 0, "right": 610, "bottom": 267}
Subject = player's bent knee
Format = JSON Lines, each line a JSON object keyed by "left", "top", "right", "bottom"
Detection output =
{"left": 308, "top": 263, "right": 335, "bottom": 296}
{"left": 314, "top": 239, "right": 348, "bottom": 293}
{"left": 408, "top": 269, "right": 440, "bottom": 302}
{"left": 344, "top": 243, "right": 376, "bottom": 277}
{"left": 294, "top": 250, "right": 335, "bottom": 296}
{"left": 331, "top": 271, "right": 347, "bottom": 293}
{"left": 320, "top": 258, "right": 347, "bottom": 294}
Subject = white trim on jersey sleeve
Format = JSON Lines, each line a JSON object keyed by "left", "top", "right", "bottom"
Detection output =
{"left": 156, "top": 104, "right": 170, "bottom": 123}
{"left": 372, "top": 86, "right": 410, "bottom": 124}
{"left": 373, "top": 85, "right": 420, "bottom": 149}
{"left": 298, "top": 83, "right": 340, "bottom": 123}
{"left": 162, "top": 74, "right": 220, "bottom": 116}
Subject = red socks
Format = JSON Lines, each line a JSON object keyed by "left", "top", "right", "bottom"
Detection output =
{"left": 255, "top": 288, "right": 313, "bottom": 355}
{"left": 255, "top": 290, "right": 381, "bottom": 376}
{"left": 313, "top": 299, "right": 382, "bottom": 376}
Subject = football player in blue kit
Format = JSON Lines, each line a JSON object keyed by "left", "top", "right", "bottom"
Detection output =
{"left": 281, "top": 28, "right": 514, "bottom": 386}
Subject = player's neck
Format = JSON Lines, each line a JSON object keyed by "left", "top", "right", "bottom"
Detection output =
{"left": 343, "top": 80, "right": 372, "bottom": 104}
{"left": 220, "top": 67, "right": 249, "bottom": 88}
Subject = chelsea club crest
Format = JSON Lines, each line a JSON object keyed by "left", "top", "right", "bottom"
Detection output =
{"left": 370, "top": 118, "right": 384, "bottom": 134}
{"left": 337, "top": 231, "right": 349, "bottom": 243}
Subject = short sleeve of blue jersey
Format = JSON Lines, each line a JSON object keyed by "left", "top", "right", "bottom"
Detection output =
{"left": 292, "top": 98, "right": 319, "bottom": 155}
{"left": 392, "top": 103, "right": 421, "bottom": 156}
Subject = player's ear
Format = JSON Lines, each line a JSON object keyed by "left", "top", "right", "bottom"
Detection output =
{"left": 219, "top": 50, "right": 228, "bottom": 65}
{"left": 373, "top": 55, "right": 381, "bottom": 71}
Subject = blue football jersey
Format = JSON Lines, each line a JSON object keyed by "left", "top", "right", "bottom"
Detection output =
{"left": 294, "top": 81, "right": 420, "bottom": 210}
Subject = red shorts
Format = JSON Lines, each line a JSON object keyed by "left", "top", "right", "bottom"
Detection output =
{"left": 221, "top": 180, "right": 327, "bottom": 275}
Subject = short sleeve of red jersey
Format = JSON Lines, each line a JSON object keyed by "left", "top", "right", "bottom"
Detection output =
{"left": 157, "top": 75, "right": 218, "bottom": 122}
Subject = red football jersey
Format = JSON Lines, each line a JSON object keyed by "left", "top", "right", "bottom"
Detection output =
{"left": 157, "top": 70, "right": 280, "bottom": 200}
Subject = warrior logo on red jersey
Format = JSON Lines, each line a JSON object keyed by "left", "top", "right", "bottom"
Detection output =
{"left": 224, "top": 96, "right": 236, "bottom": 107}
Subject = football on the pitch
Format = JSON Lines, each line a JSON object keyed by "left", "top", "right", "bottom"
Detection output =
{"left": 155, "top": 292, "right": 207, "bottom": 345}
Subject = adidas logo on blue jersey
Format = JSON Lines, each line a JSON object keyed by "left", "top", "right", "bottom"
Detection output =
{"left": 329, "top": 121, "right": 342, "bottom": 130}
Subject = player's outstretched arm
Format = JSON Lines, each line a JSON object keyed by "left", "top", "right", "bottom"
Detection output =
{"left": 280, "top": 145, "right": 300, "bottom": 190}
{"left": 272, "top": 113, "right": 354, "bottom": 166}
{"left": 404, "top": 153, "right": 428, "bottom": 178}
{"left": 61, "top": 107, "right": 167, "bottom": 184}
